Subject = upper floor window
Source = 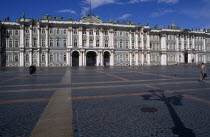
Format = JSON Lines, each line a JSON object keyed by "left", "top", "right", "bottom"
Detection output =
{"left": 42, "top": 29, "right": 45, "bottom": 34}
{"left": 89, "top": 39, "right": 93, "bottom": 47}
{"left": 83, "top": 40, "right": 86, "bottom": 47}
{"left": 57, "top": 29, "right": 60, "bottom": 34}
{"left": 83, "top": 30, "right": 86, "bottom": 35}
{"left": 49, "top": 29, "right": 53, "bottom": 34}
{"left": 73, "top": 39, "right": 77, "bottom": 47}
{"left": 50, "top": 39, "right": 53, "bottom": 47}
{"left": 42, "top": 39, "right": 45, "bottom": 47}
{"left": 9, "top": 30, "right": 12, "bottom": 36}
{"left": 64, "top": 55, "right": 66, "bottom": 62}
{"left": 104, "top": 30, "right": 108, "bottom": 35}
{"left": 25, "top": 28, "right": 29, "bottom": 34}
{"left": 63, "top": 29, "right": 67, "bottom": 34}
{"left": 15, "top": 56, "right": 18, "bottom": 62}
{"left": 33, "top": 39, "right": 37, "bottom": 46}
{"left": 73, "top": 29, "right": 77, "bottom": 34}
{"left": 50, "top": 55, "right": 53, "bottom": 61}
{"left": 96, "top": 30, "right": 99, "bottom": 35}
{"left": 33, "top": 28, "right": 37, "bottom": 33}
{"left": 15, "top": 30, "right": 19, "bottom": 35}
{"left": 63, "top": 39, "right": 66, "bottom": 47}
{"left": 15, "top": 41, "right": 19, "bottom": 47}
{"left": 120, "top": 31, "right": 123, "bottom": 36}
{"left": 9, "top": 40, "right": 13, "bottom": 47}
{"left": 89, "top": 30, "right": 93, "bottom": 35}
{"left": 25, "top": 39, "right": 29, "bottom": 46}
{"left": 41, "top": 55, "right": 45, "bottom": 62}
{"left": 105, "top": 40, "right": 108, "bottom": 47}
{"left": 57, "top": 40, "right": 60, "bottom": 46}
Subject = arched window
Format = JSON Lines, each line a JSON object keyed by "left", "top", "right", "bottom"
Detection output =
{"left": 50, "top": 39, "right": 53, "bottom": 47}
{"left": 15, "top": 41, "right": 19, "bottom": 47}
{"left": 9, "top": 40, "right": 13, "bottom": 47}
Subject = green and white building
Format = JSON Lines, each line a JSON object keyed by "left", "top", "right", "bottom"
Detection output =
{"left": 1, "top": 14, "right": 210, "bottom": 67}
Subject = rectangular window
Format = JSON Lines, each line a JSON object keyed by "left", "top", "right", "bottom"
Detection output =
{"left": 63, "top": 29, "right": 66, "bottom": 34}
{"left": 9, "top": 41, "right": 13, "bottom": 47}
{"left": 63, "top": 40, "right": 66, "bottom": 47}
{"left": 15, "top": 30, "right": 19, "bottom": 35}
{"left": 64, "top": 55, "right": 66, "bottom": 61}
{"left": 96, "top": 40, "right": 99, "bottom": 47}
{"left": 42, "top": 29, "right": 45, "bottom": 34}
{"left": 42, "top": 39, "right": 45, "bottom": 47}
{"left": 25, "top": 39, "right": 29, "bottom": 46}
{"left": 15, "top": 41, "right": 19, "bottom": 47}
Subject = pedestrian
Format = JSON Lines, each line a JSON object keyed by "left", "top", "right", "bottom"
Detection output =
{"left": 197, "top": 63, "right": 207, "bottom": 82}
{"left": 29, "top": 65, "right": 33, "bottom": 75}
{"left": 32, "top": 65, "right": 37, "bottom": 76}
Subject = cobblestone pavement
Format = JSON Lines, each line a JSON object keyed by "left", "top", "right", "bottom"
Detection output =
{"left": 0, "top": 65, "right": 210, "bottom": 137}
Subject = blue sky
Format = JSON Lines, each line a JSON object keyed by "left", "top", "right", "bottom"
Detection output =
{"left": 1, "top": 0, "right": 210, "bottom": 29}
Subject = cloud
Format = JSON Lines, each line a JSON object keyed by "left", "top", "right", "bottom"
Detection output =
{"left": 81, "top": 0, "right": 118, "bottom": 15}
{"left": 129, "top": 0, "right": 150, "bottom": 4}
{"left": 150, "top": 9, "right": 174, "bottom": 17}
{"left": 57, "top": 9, "right": 76, "bottom": 14}
{"left": 157, "top": 0, "right": 179, "bottom": 4}
{"left": 128, "top": 0, "right": 179, "bottom": 4}
{"left": 118, "top": 14, "right": 132, "bottom": 19}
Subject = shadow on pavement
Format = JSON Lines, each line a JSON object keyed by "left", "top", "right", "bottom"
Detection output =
{"left": 142, "top": 89, "right": 196, "bottom": 137}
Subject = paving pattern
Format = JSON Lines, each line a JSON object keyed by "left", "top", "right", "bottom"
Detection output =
{"left": 0, "top": 65, "right": 210, "bottom": 137}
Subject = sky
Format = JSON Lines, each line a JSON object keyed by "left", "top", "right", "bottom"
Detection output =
{"left": 1, "top": 0, "right": 210, "bottom": 29}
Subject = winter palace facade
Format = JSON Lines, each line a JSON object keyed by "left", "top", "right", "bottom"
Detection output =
{"left": 0, "top": 14, "right": 210, "bottom": 67}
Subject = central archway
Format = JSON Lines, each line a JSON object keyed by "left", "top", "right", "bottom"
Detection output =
{"left": 72, "top": 51, "right": 79, "bottom": 66}
{"left": 86, "top": 51, "right": 96, "bottom": 66}
{"left": 104, "top": 51, "right": 110, "bottom": 66}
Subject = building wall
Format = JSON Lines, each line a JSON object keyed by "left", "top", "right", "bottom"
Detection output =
{"left": 0, "top": 18, "right": 210, "bottom": 67}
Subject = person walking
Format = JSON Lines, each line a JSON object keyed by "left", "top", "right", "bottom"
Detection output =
{"left": 198, "top": 63, "right": 207, "bottom": 82}
{"left": 29, "top": 65, "right": 33, "bottom": 75}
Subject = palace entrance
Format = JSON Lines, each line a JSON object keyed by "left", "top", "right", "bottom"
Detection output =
{"left": 184, "top": 52, "right": 188, "bottom": 64}
{"left": 72, "top": 51, "right": 79, "bottom": 66}
{"left": 86, "top": 51, "right": 96, "bottom": 66}
{"left": 104, "top": 51, "right": 110, "bottom": 66}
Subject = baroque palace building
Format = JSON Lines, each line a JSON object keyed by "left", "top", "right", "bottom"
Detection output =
{"left": 0, "top": 14, "right": 210, "bottom": 67}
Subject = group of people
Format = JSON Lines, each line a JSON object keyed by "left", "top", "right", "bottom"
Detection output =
{"left": 197, "top": 63, "right": 207, "bottom": 82}
{"left": 29, "top": 65, "right": 37, "bottom": 76}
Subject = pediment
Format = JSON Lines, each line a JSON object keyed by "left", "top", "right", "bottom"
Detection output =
{"left": 80, "top": 14, "right": 102, "bottom": 23}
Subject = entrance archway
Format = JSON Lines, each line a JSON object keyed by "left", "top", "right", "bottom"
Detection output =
{"left": 72, "top": 51, "right": 79, "bottom": 66}
{"left": 86, "top": 51, "right": 96, "bottom": 66}
{"left": 104, "top": 51, "right": 110, "bottom": 66}
{"left": 184, "top": 52, "right": 188, "bottom": 64}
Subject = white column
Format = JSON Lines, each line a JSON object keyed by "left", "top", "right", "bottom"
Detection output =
{"left": 135, "top": 32, "right": 138, "bottom": 49}
{"left": 141, "top": 53, "right": 144, "bottom": 65}
{"left": 181, "top": 36, "right": 184, "bottom": 51}
{"left": 161, "top": 53, "right": 167, "bottom": 65}
{"left": 37, "top": 26, "right": 41, "bottom": 48}
{"left": 67, "top": 27, "right": 72, "bottom": 47}
{"left": 97, "top": 52, "right": 100, "bottom": 66}
{"left": 204, "top": 54, "right": 206, "bottom": 63}
{"left": 66, "top": 51, "right": 69, "bottom": 66}
{"left": 45, "top": 26, "right": 49, "bottom": 47}
{"left": 20, "top": 25, "right": 24, "bottom": 48}
{"left": 129, "top": 52, "right": 132, "bottom": 65}
{"left": 79, "top": 52, "right": 82, "bottom": 66}
{"left": 110, "top": 52, "right": 114, "bottom": 66}
{"left": 100, "top": 29, "right": 103, "bottom": 48}
{"left": 45, "top": 51, "right": 48, "bottom": 66}
{"left": 135, "top": 52, "right": 139, "bottom": 66}
{"left": 195, "top": 54, "right": 198, "bottom": 63}
{"left": 93, "top": 30, "right": 96, "bottom": 48}
{"left": 29, "top": 25, "right": 33, "bottom": 47}
{"left": 141, "top": 32, "right": 144, "bottom": 49}
{"left": 78, "top": 28, "right": 82, "bottom": 48}
{"left": 82, "top": 52, "right": 85, "bottom": 66}
{"left": 187, "top": 36, "right": 190, "bottom": 50}
{"left": 129, "top": 32, "right": 132, "bottom": 49}
{"left": 203, "top": 38, "right": 206, "bottom": 51}
{"left": 87, "top": 30, "right": 89, "bottom": 47}
{"left": 37, "top": 51, "right": 40, "bottom": 66}
{"left": 147, "top": 52, "right": 151, "bottom": 65}
{"left": 176, "top": 36, "right": 179, "bottom": 51}
{"left": 29, "top": 51, "right": 32, "bottom": 65}
{"left": 192, "top": 36, "right": 195, "bottom": 49}
{"left": 146, "top": 33, "right": 150, "bottom": 50}
{"left": 188, "top": 53, "right": 192, "bottom": 63}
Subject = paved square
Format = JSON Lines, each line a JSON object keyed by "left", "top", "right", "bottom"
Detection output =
{"left": 0, "top": 65, "right": 209, "bottom": 137}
